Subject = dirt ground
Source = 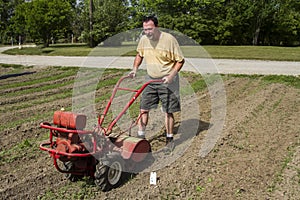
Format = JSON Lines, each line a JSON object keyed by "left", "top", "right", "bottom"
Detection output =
{"left": 0, "top": 65, "right": 299, "bottom": 199}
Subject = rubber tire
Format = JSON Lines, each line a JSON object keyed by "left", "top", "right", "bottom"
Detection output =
{"left": 94, "top": 152, "right": 125, "bottom": 191}
{"left": 63, "top": 161, "right": 83, "bottom": 182}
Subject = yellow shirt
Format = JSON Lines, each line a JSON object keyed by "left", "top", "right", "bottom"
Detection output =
{"left": 137, "top": 32, "right": 184, "bottom": 78}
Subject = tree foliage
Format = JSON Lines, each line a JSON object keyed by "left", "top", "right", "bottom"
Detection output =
{"left": 1, "top": 0, "right": 300, "bottom": 46}
{"left": 0, "top": 0, "right": 24, "bottom": 44}
{"left": 9, "top": 0, "right": 74, "bottom": 47}
{"left": 129, "top": 0, "right": 300, "bottom": 46}
{"left": 79, "top": 0, "right": 130, "bottom": 47}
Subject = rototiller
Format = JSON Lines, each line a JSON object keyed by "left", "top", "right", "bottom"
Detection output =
{"left": 39, "top": 75, "right": 162, "bottom": 191}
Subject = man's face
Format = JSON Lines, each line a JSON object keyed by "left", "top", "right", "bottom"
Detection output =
{"left": 143, "top": 20, "right": 157, "bottom": 40}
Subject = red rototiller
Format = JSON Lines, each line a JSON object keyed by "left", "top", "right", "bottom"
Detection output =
{"left": 40, "top": 75, "right": 162, "bottom": 191}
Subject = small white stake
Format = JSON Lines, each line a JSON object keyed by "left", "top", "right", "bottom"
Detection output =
{"left": 150, "top": 171, "right": 157, "bottom": 185}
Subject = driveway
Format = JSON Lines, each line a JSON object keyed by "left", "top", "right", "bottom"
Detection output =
{"left": 0, "top": 46, "right": 299, "bottom": 75}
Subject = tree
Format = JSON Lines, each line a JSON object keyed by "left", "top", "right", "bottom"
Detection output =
{"left": 0, "top": 0, "right": 24, "bottom": 44}
{"left": 130, "top": 0, "right": 224, "bottom": 45}
{"left": 69, "top": 0, "right": 86, "bottom": 43}
{"left": 272, "top": 0, "right": 300, "bottom": 45}
{"left": 4, "top": 0, "right": 300, "bottom": 47}
{"left": 12, "top": 0, "right": 74, "bottom": 47}
{"left": 80, "top": 0, "right": 130, "bottom": 47}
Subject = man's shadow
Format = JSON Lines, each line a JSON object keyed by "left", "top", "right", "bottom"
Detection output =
{"left": 132, "top": 119, "right": 210, "bottom": 171}
{"left": 174, "top": 118, "right": 210, "bottom": 143}
{"left": 0, "top": 71, "right": 36, "bottom": 79}
{"left": 147, "top": 119, "right": 210, "bottom": 145}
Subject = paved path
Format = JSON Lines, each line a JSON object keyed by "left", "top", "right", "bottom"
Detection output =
{"left": 0, "top": 46, "right": 299, "bottom": 75}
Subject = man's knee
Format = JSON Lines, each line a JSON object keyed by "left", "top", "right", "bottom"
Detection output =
{"left": 165, "top": 112, "right": 174, "bottom": 118}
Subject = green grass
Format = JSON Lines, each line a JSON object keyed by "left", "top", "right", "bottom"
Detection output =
{"left": 0, "top": 63, "right": 33, "bottom": 76}
{"left": 203, "top": 45, "right": 300, "bottom": 61}
{"left": 0, "top": 110, "right": 53, "bottom": 132}
{"left": 37, "top": 179, "right": 97, "bottom": 200}
{"left": 0, "top": 90, "right": 72, "bottom": 112}
{"left": 267, "top": 145, "right": 299, "bottom": 193}
{"left": 1, "top": 73, "right": 75, "bottom": 94}
{"left": 0, "top": 66, "right": 128, "bottom": 132}
{"left": 0, "top": 139, "right": 37, "bottom": 164}
{"left": 3, "top": 43, "right": 300, "bottom": 61}
{"left": 261, "top": 75, "right": 300, "bottom": 88}
{"left": 224, "top": 74, "right": 300, "bottom": 88}
{"left": 0, "top": 66, "right": 78, "bottom": 90}
{"left": 6, "top": 43, "right": 91, "bottom": 56}
{"left": 181, "top": 72, "right": 207, "bottom": 92}
{"left": 0, "top": 63, "right": 25, "bottom": 68}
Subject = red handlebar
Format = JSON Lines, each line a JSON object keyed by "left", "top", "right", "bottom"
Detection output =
{"left": 122, "top": 74, "right": 164, "bottom": 84}
{"left": 101, "top": 75, "right": 163, "bottom": 135}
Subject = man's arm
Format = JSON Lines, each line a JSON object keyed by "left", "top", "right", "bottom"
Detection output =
{"left": 163, "top": 59, "right": 185, "bottom": 83}
{"left": 129, "top": 53, "right": 143, "bottom": 77}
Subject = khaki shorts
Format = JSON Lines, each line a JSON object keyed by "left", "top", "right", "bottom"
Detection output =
{"left": 140, "top": 75, "right": 180, "bottom": 113}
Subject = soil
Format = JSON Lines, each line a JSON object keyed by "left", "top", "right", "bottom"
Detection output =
{"left": 0, "top": 65, "right": 299, "bottom": 200}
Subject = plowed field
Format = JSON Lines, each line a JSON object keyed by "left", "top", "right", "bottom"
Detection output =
{"left": 0, "top": 65, "right": 299, "bottom": 199}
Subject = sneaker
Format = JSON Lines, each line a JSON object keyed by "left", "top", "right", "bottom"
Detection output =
{"left": 137, "top": 130, "right": 145, "bottom": 139}
{"left": 164, "top": 137, "right": 174, "bottom": 154}
{"left": 137, "top": 134, "right": 145, "bottom": 139}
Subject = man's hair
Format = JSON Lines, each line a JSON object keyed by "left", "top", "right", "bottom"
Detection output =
{"left": 143, "top": 15, "right": 158, "bottom": 27}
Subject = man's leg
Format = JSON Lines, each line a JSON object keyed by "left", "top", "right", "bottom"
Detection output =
{"left": 164, "top": 112, "right": 175, "bottom": 153}
{"left": 138, "top": 83, "right": 158, "bottom": 139}
{"left": 165, "top": 112, "right": 174, "bottom": 137}
{"left": 137, "top": 109, "right": 149, "bottom": 138}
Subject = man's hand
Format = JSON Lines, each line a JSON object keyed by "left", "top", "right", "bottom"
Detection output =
{"left": 162, "top": 75, "right": 173, "bottom": 84}
{"left": 128, "top": 69, "right": 137, "bottom": 77}
{"left": 163, "top": 60, "right": 183, "bottom": 84}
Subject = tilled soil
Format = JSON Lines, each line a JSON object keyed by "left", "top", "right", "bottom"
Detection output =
{"left": 0, "top": 65, "right": 299, "bottom": 199}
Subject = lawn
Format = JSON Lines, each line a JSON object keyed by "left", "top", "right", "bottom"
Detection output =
{"left": 3, "top": 43, "right": 300, "bottom": 61}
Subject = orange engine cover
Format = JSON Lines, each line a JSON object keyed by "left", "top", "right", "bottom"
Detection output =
{"left": 114, "top": 136, "right": 151, "bottom": 162}
{"left": 56, "top": 138, "right": 84, "bottom": 153}
{"left": 53, "top": 111, "right": 86, "bottom": 130}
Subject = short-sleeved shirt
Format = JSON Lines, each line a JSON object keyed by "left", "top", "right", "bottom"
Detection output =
{"left": 137, "top": 31, "right": 184, "bottom": 78}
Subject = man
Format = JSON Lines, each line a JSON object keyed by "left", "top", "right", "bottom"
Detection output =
{"left": 130, "top": 15, "right": 185, "bottom": 152}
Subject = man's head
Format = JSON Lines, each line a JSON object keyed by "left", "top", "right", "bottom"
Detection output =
{"left": 142, "top": 15, "right": 160, "bottom": 40}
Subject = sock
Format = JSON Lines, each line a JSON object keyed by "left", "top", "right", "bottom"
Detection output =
{"left": 166, "top": 133, "right": 173, "bottom": 138}
{"left": 138, "top": 130, "right": 145, "bottom": 137}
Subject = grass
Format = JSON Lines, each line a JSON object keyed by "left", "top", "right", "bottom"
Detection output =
{"left": 0, "top": 139, "right": 37, "bottom": 164}
{"left": 0, "top": 72, "right": 75, "bottom": 93}
{"left": 3, "top": 43, "right": 300, "bottom": 61}
{"left": 37, "top": 178, "right": 97, "bottom": 200}
{"left": 261, "top": 75, "right": 300, "bottom": 88}
{"left": 6, "top": 43, "right": 91, "bottom": 56}
{"left": 0, "top": 66, "right": 78, "bottom": 90}
{"left": 0, "top": 66, "right": 298, "bottom": 133}
{"left": 0, "top": 90, "right": 71, "bottom": 112}
{"left": 0, "top": 66, "right": 128, "bottom": 132}
{"left": 267, "top": 145, "right": 299, "bottom": 193}
{"left": 0, "top": 110, "right": 53, "bottom": 132}
{"left": 226, "top": 74, "right": 300, "bottom": 88}
{"left": 203, "top": 45, "right": 300, "bottom": 61}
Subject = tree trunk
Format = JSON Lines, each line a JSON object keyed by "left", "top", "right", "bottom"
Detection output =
{"left": 253, "top": 15, "right": 261, "bottom": 45}
{"left": 253, "top": 27, "right": 260, "bottom": 45}
{"left": 43, "top": 36, "right": 49, "bottom": 48}
{"left": 89, "top": 0, "right": 94, "bottom": 47}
